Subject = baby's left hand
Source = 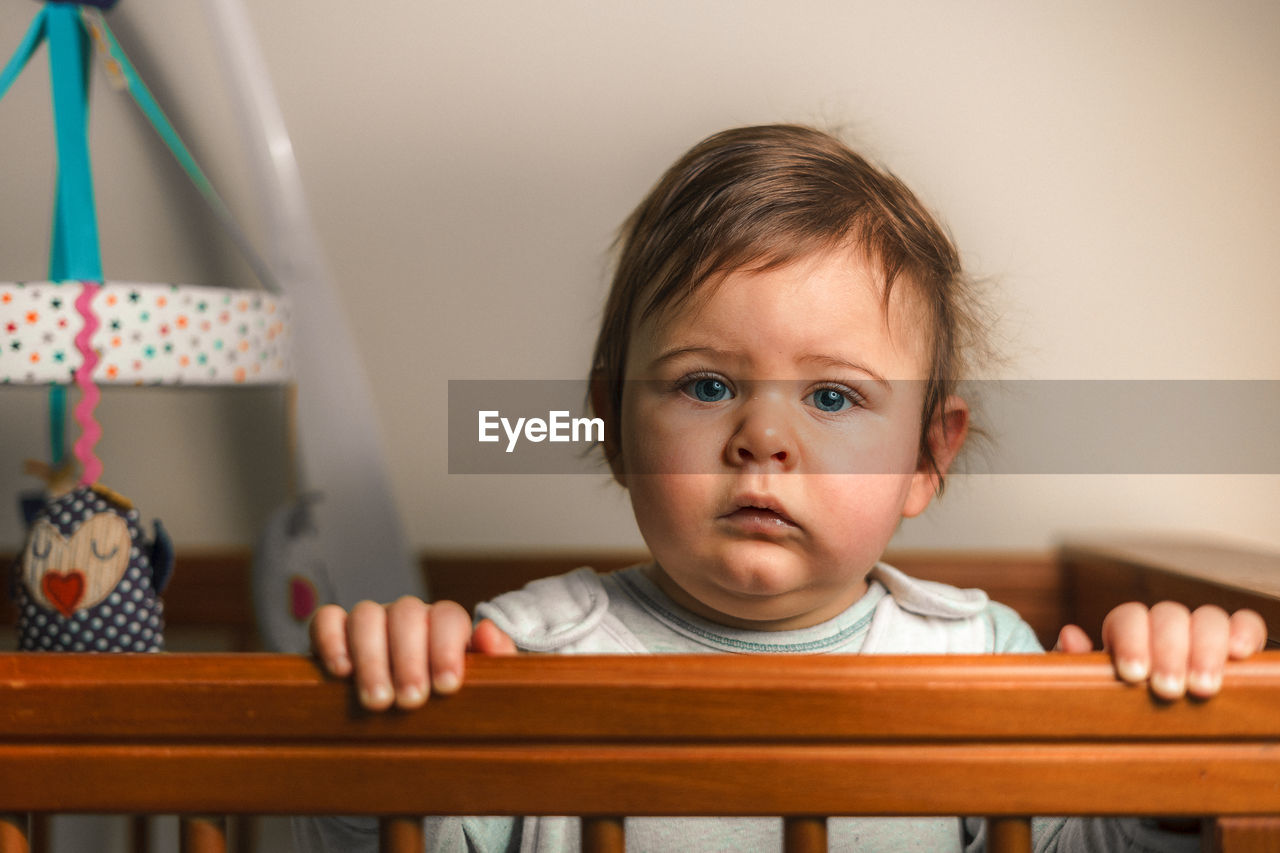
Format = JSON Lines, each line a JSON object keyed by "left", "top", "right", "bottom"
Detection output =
{"left": 1056, "top": 602, "right": 1267, "bottom": 699}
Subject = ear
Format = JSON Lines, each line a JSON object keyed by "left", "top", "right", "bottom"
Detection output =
{"left": 902, "top": 394, "right": 969, "bottom": 518}
{"left": 589, "top": 370, "right": 627, "bottom": 488}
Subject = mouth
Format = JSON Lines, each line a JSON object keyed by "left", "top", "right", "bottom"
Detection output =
{"left": 720, "top": 495, "right": 800, "bottom": 534}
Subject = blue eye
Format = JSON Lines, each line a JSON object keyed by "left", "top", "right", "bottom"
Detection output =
{"left": 686, "top": 377, "right": 733, "bottom": 402}
{"left": 811, "top": 388, "right": 851, "bottom": 412}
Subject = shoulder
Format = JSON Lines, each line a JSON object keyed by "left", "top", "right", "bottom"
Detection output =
{"left": 865, "top": 563, "right": 1043, "bottom": 654}
{"left": 868, "top": 562, "right": 989, "bottom": 618}
{"left": 473, "top": 566, "right": 628, "bottom": 653}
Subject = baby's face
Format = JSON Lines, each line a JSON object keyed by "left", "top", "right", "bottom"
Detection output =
{"left": 616, "top": 247, "right": 950, "bottom": 629}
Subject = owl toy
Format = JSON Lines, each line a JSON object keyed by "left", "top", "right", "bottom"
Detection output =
{"left": 252, "top": 493, "right": 337, "bottom": 653}
{"left": 12, "top": 485, "right": 174, "bottom": 652}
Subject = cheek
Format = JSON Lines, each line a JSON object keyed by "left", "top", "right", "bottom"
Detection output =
{"left": 625, "top": 474, "right": 717, "bottom": 563}
{"left": 627, "top": 473, "right": 707, "bottom": 525}
{"left": 621, "top": 392, "right": 724, "bottom": 476}
{"left": 806, "top": 474, "right": 915, "bottom": 553}
{"left": 798, "top": 415, "right": 922, "bottom": 475}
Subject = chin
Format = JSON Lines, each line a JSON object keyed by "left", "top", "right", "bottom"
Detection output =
{"left": 702, "top": 549, "right": 812, "bottom": 602}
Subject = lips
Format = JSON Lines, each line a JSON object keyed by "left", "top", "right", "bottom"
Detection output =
{"left": 721, "top": 494, "right": 799, "bottom": 533}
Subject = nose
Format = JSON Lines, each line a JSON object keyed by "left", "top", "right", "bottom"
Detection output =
{"left": 724, "top": 393, "right": 798, "bottom": 470}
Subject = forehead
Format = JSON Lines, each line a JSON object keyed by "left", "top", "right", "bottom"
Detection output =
{"left": 632, "top": 247, "right": 932, "bottom": 376}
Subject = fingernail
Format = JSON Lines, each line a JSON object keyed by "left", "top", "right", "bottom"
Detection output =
{"left": 1150, "top": 671, "right": 1185, "bottom": 698}
{"left": 362, "top": 684, "right": 393, "bottom": 708}
{"left": 334, "top": 655, "right": 350, "bottom": 673}
{"left": 1187, "top": 670, "right": 1222, "bottom": 695}
{"left": 399, "top": 684, "right": 425, "bottom": 706}
{"left": 1115, "top": 658, "right": 1148, "bottom": 683}
{"left": 434, "top": 670, "right": 460, "bottom": 694}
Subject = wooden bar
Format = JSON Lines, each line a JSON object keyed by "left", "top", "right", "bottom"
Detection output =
{"left": 0, "top": 815, "right": 28, "bottom": 853}
{"left": 986, "top": 816, "right": 1032, "bottom": 853}
{"left": 4, "top": 652, "right": 1280, "bottom": 743}
{"left": 783, "top": 816, "right": 827, "bottom": 853}
{"left": 179, "top": 816, "right": 227, "bottom": 853}
{"left": 0, "top": 652, "right": 1278, "bottom": 819}
{"left": 1214, "top": 817, "right": 1280, "bottom": 853}
{"left": 581, "top": 816, "right": 625, "bottom": 853}
{"left": 379, "top": 817, "right": 424, "bottom": 853}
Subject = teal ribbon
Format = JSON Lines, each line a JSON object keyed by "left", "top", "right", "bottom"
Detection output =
{"left": 84, "top": 10, "right": 280, "bottom": 294}
{"left": 47, "top": 3, "right": 103, "bottom": 283}
{"left": 49, "top": 385, "right": 67, "bottom": 466}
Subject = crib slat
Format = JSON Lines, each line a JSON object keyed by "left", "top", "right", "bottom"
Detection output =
{"left": 379, "top": 816, "right": 424, "bottom": 853}
{"left": 28, "top": 815, "right": 45, "bottom": 853}
{"left": 179, "top": 815, "right": 227, "bottom": 853}
{"left": 1213, "top": 817, "right": 1280, "bottom": 852}
{"left": 581, "top": 816, "right": 625, "bottom": 853}
{"left": 0, "top": 815, "right": 28, "bottom": 853}
{"left": 130, "top": 815, "right": 150, "bottom": 853}
{"left": 784, "top": 816, "right": 828, "bottom": 853}
{"left": 985, "top": 817, "right": 1032, "bottom": 853}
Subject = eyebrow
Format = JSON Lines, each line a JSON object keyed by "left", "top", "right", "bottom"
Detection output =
{"left": 799, "top": 353, "right": 891, "bottom": 390}
{"left": 649, "top": 345, "right": 727, "bottom": 367}
{"left": 650, "top": 346, "right": 892, "bottom": 390}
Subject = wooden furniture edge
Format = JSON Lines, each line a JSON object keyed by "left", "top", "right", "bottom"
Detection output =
{"left": 2, "top": 651, "right": 1280, "bottom": 817}
{"left": 1058, "top": 537, "right": 1280, "bottom": 648}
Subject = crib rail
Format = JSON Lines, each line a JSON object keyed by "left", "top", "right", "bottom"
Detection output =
{"left": 2, "top": 652, "right": 1280, "bottom": 852}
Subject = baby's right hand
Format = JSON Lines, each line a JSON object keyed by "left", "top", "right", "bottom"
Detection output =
{"left": 310, "top": 596, "right": 517, "bottom": 711}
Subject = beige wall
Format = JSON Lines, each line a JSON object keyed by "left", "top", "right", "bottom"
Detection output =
{"left": 1, "top": 0, "right": 1277, "bottom": 554}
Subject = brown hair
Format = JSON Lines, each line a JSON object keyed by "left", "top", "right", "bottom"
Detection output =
{"left": 590, "top": 124, "right": 984, "bottom": 488}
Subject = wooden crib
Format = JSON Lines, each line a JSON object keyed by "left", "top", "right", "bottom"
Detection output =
{"left": 1, "top": 537, "right": 1278, "bottom": 853}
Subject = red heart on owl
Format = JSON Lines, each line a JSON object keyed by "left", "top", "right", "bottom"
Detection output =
{"left": 289, "top": 575, "right": 319, "bottom": 621}
{"left": 41, "top": 571, "right": 85, "bottom": 617}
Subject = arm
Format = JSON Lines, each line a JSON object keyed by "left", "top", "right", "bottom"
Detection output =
{"left": 1056, "top": 602, "right": 1267, "bottom": 699}
{"left": 310, "top": 596, "right": 517, "bottom": 711}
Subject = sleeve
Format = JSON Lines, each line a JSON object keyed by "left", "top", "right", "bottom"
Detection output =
{"left": 1033, "top": 816, "right": 1202, "bottom": 853}
{"left": 984, "top": 600, "right": 1046, "bottom": 653}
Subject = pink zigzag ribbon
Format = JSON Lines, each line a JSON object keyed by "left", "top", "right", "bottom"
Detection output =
{"left": 72, "top": 281, "right": 103, "bottom": 486}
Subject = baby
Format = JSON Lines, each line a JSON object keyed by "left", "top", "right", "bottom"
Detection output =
{"left": 302, "top": 125, "right": 1266, "bottom": 852}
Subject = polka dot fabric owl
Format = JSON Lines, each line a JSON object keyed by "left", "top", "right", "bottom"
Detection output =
{"left": 12, "top": 486, "right": 174, "bottom": 652}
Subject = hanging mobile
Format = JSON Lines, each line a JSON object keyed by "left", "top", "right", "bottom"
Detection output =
{"left": 2, "top": 0, "right": 294, "bottom": 650}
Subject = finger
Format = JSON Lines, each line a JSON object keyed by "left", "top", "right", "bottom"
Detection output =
{"left": 1186, "top": 605, "right": 1230, "bottom": 698}
{"left": 1227, "top": 609, "right": 1268, "bottom": 659}
{"left": 310, "top": 604, "right": 352, "bottom": 676}
{"left": 348, "top": 600, "right": 394, "bottom": 711}
{"left": 427, "top": 600, "right": 475, "bottom": 695}
{"left": 1100, "top": 601, "right": 1150, "bottom": 684}
{"left": 386, "top": 596, "right": 430, "bottom": 709}
{"left": 1053, "top": 624, "right": 1094, "bottom": 653}
{"left": 1147, "top": 601, "right": 1192, "bottom": 700}
{"left": 470, "top": 618, "right": 519, "bottom": 656}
